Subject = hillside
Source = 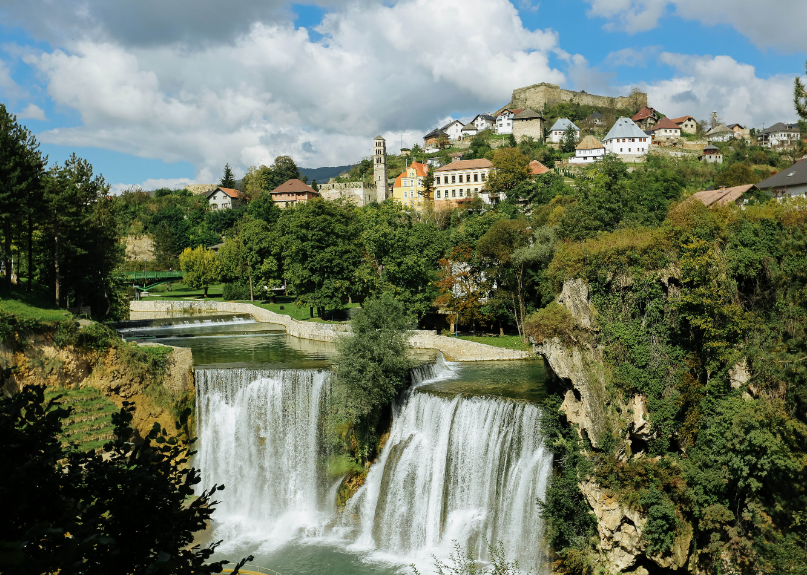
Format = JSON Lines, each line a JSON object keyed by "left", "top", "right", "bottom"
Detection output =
{"left": 299, "top": 164, "right": 355, "bottom": 183}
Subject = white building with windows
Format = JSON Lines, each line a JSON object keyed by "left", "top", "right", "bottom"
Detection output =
{"left": 495, "top": 108, "right": 523, "bottom": 135}
{"left": 442, "top": 120, "right": 464, "bottom": 141}
{"left": 471, "top": 114, "right": 496, "bottom": 132}
{"left": 569, "top": 135, "right": 605, "bottom": 164}
{"left": 548, "top": 118, "right": 580, "bottom": 143}
{"left": 602, "top": 117, "right": 650, "bottom": 156}
{"left": 434, "top": 159, "right": 493, "bottom": 206}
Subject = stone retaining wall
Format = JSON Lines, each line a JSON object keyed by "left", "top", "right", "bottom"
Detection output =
{"left": 129, "top": 301, "right": 530, "bottom": 361}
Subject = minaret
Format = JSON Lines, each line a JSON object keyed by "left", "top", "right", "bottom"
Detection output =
{"left": 373, "top": 135, "right": 388, "bottom": 202}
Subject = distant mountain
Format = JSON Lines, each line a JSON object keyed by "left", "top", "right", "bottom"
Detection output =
{"left": 299, "top": 165, "right": 355, "bottom": 184}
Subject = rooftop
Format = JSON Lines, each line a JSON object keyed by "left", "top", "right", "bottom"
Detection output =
{"left": 603, "top": 117, "right": 648, "bottom": 140}
{"left": 652, "top": 117, "right": 681, "bottom": 131}
{"left": 576, "top": 135, "right": 604, "bottom": 150}
{"left": 757, "top": 159, "right": 807, "bottom": 189}
{"left": 529, "top": 160, "right": 551, "bottom": 175}
{"left": 690, "top": 184, "right": 756, "bottom": 207}
{"left": 670, "top": 115, "right": 696, "bottom": 124}
{"left": 549, "top": 118, "right": 579, "bottom": 132}
{"left": 270, "top": 179, "right": 319, "bottom": 195}
{"left": 206, "top": 187, "right": 241, "bottom": 200}
{"left": 513, "top": 108, "right": 542, "bottom": 120}
{"left": 632, "top": 106, "right": 657, "bottom": 121}
{"left": 434, "top": 159, "right": 493, "bottom": 172}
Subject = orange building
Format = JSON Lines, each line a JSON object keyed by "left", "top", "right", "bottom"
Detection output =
{"left": 392, "top": 161, "right": 430, "bottom": 210}
{"left": 270, "top": 179, "right": 319, "bottom": 208}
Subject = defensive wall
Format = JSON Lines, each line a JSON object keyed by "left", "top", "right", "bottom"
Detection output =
{"left": 498, "top": 83, "right": 647, "bottom": 115}
{"left": 129, "top": 300, "right": 530, "bottom": 361}
{"left": 317, "top": 182, "right": 373, "bottom": 206}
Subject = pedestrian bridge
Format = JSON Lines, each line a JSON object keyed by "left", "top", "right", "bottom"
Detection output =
{"left": 119, "top": 270, "right": 184, "bottom": 290}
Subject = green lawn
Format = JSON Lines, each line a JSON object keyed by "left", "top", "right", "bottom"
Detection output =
{"left": 143, "top": 282, "right": 224, "bottom": 299}
{"left": 0, "top": 286, "right": 71, "bottom": 323}
{"left": 457, "top": 334, "right": 533, "bottom": 353}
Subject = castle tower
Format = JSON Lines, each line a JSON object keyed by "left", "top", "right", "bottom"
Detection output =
{"left": 373, "top": 135, "right": 388, "bottom": 202}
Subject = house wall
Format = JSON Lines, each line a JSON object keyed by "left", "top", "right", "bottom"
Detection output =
{"left": 434, "top": 167, "right": 490, "bottom": 202}
{"left": 654, "top": 128, "right": 680, "bottom": 141}
{"left": 762, "top": 183, "right": 807, "bottom": 198}
{"left": 513, "top": 118, "right": 545, "bottom": 142}
{"left": 501, "top": 83, "right": 647, "bottom": 115}
{"left": 569, "top": 148, "right": 605, "bottom": 164}
{"left": 549, "top": 128, "right": 580, "bottom": 143}
{"left": 677, "top": 119, "right": 698, "bottom": 134}
{"left": 702, "top": 154, "right": 723, "bottom": 164}
{"left": 604, "top": 137, "right": 649, "bottom": 155}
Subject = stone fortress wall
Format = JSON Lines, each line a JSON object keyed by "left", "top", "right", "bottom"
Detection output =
{"left": 498, "top": 83, "right": 647, "bottom": 115}
{"left": 317, "top": 181, "right": 373, "bottom": 206}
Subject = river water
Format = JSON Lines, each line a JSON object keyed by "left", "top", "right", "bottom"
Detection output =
{"left": 146, "top": 316, "right": 550, "bottom": 575}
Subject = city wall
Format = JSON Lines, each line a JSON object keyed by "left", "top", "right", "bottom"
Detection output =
{"left": 317, "top": 182, "right": 373, "bottom": 206}
{"left": 499, "top": 83, "right": 647, "bottom": 115}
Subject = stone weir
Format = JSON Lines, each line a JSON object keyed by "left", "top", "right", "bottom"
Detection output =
{"left": 129, "top": 301, "right": 530, "bottom": 361}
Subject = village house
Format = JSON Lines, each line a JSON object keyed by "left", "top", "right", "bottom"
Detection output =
{"left": 670, "top": 115, "right": 698, "bottom": 134}
{"left": 471, "top": 114, "right": 496, "bottom": 132}
{"left": 512, "top": 109, "right": 545, "bottom": 143}
{"left": 423, "top": 128, "right": 447, "bottom": 148}
{"left": 756, "top": 123, "right": 801, "bottom": 148}
{"left": 547, "top": 118, "right": 580, "bottom": 144}
{"left": 602, "top": 117, "right": 650, "bottom": 156}
{"left": 461, "top": 123, "right": 478, "bottom": 139}
{"left": 690, "top": 184, "right": 757, "bottom": 208}
{"left": 705, "top": 124, "right": 735, "bottom": 143}
{"left": 434, "top": 159, "right": 492, "bottom": 207}
{"left": 569, "top": 135, "right": 605, "bottom": 164}
{"left": 392, "top": 161, "right": 430, "bottom": 211}
{"left": 631, "top": 106, "right": 660, "bottom": 131}
{"left": 700, "top": 145, "right": 723, "bottom": 164}
{"left": 651, "top": 117, "right": 682, "bottom": 142}
{"left": 269, "top": 179, "right": 319, "bottom": 208}
{"left": 495, "top": 108, "right": 523, "bottom": 134}
{"left": 586, "top": 111, "right": 605, "bottom": 126}
{"left": 206, "top": 187, "right": 243, "bottom": 210}
{"left": 727, "top": 123, "right": 751, "bottom": 140}
{"left": 757, "top": 159, "right": 807, "bottom": 198}
{"left": 529, "top": 159, "right": 551, "bottom": 175}
{"left": 442, "top": 120, "right": 465, "bottom": 141}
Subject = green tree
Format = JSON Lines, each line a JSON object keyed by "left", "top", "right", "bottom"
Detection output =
{"left": 218, "top": 219, "right": 279, "bottom": 301}
{"left": 560, "top": 124, "right": 578, "bottom": 153}
{"left": 485, "top": 148, "right": 530, "bottom": 199}
{"left": 179, "top": 245, "right": 222, "bottom": 297}
{"left": 334, "top": 293, "right": 413, "bottom": 443}
{"left": 465, "top": 132, "right": 492, "bottom": 160}
{"left": 715, "top": 162, "right": 762, "bottom": 188}
{"left": 219, "top": 163, "right": 237, "bottom": 188}
{"left": 0, "top": 386, "right": 252, "bottom": 575}
{"left": 434, "top": 245, "right": 488, "bottom": 333}
{"left": 311, "top": 178, "right": 319, "bottom": 191}
{"left": 422, "top": 165, "right": 435, "bottom": 202}
{"left": 795, "top": 58, "right": 807, "bottom": 133}
{"left": 263, "top": 155, "right": 302, "bottom": 191}
{"left": 507, "top": 133, "right": 517, "bottom": 148}
{"left": 278, "top": 198, "right": 360, "bottom": 316}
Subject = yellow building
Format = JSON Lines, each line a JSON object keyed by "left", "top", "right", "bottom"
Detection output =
{"left": 392, "top": 161, "right": 430, "bottom": 210}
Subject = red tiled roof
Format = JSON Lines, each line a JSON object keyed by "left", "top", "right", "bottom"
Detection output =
{"left": 632, "top": 106, "right": 657, "bottom": 121}
{"left": 651, "top": 117, "right": 681, "bottom": 131}
{"left": 529, "top": 160, "right": 551, "bottom": 175}
{"left": 690, "top": 184, "right": 756, "bottom": 207}
{"left": 394, "top": 162, "right": 429, "bottom": 188}
{"left": 670, "top": 116, "right": 696, "bottom": 124}
{"left": 434, "top": 159, "right": 493, "bottom": 172}
{"left": 269, "top": 179, "right": 318, "bottom": 195}
{"left": 207, "top": 187, "right": 242, "bottom": 200}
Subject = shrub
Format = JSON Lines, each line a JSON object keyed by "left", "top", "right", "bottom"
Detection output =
{"left": 524, "top": 302, "right": 582, "bottom": 344}
{"left": 53, "top": 320, "right": 79, "bottom": 348}
{"left": 222, "top": 281, "right": 251, "bottom": 300}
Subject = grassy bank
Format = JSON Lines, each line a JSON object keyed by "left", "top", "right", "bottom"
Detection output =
{"left": 456, "top": 334, "right": 533, "bottom": 353}
{"left": 0, "top": 286, "right": 71, "bottom": 323}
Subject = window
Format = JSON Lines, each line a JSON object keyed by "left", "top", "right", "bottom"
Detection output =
{"left": 437, "top": 190, "right": 441, "bottom": 198}
{"left": 474, "top": 173, "right": 479, "bottom": 182}
{"left": 481, "top": 173, "right": 486, "bottom": 181}
{"left": 474, "top": 187, "right": 478, "bottom": 192}
{"left": 458, "top": 174, "right": 463, "bottom": 183}
{"left": 452, "top": 190, "right": 456, "bottom": 197}
{"left": 404, "top": 190, "right": 408, "bottom": 198}
{"left": 451, "top": 175, "right": 456, "bottom": 183}
{"left": 418, "top": 191, "right": 422, "bottom": 198}
{"left": 459, "top": 190, "right": 463, "bottom": 197}
{"left": 629, "top": 148, "right": 631, "bottom": 152}
{"left": 620, "top": 148, "right": 623, "bottom": 152}
{"left": 436, "top": 176, "right": 441, "bottom": 184}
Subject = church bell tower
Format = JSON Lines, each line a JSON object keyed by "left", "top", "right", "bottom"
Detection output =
{"left": 373, "top": 135, "right": 388, "bottom": 203}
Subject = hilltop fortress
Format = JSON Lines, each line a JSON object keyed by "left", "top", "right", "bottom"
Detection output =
{"left": 497, "top": 83, "right": 647, "bottom": 114}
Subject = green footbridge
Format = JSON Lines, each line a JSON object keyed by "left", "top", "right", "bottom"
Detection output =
{"left": 119, "top": 270, "right": 184, "bottom": 291}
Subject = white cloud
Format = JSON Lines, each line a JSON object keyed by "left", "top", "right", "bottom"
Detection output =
{"left": 23, "top": 0, "right": 568, "bottom": 179}
{"left": 586, "top": 0, "right": 807, "bottom": 51}
{"left": 109, "top": 177, "right": 198, "bottom": 196}
{"left": 17, "top": 103, "right": 47, "bottom": 120}
{"left": 640, "top": 53, "right": 798, "bottom": 127}
{"left": 605, "top": 46, "right": 660, "bottom": 67}
{"left": 0, "top": 57, "right": 27, "bottom": 100}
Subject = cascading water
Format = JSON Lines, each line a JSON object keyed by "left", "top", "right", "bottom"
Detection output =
{"left": 195, "top": 357, "right": 551, "bottom": 573}
{"left": 342, "top": 390, "right": 552, "bottom": 573}
{"left": 195, "top": 368, "right": 332, "bottom": 548}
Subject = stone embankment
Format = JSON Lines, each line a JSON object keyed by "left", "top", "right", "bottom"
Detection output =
{"left": 129, "top": 301, "right": 530, "bottom": 361}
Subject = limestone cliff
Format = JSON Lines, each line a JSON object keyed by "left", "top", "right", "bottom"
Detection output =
{"left": 533, "top": 279, "right": 692, "bottom": 573}
{"left": 1, "top": 333, "right": 194, "bottom": 440}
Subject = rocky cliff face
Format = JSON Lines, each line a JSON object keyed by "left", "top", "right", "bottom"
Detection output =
{"left": 1, "top": 335, "right": 194, "bottom": 439}
{"left": 533, "top": 279, "right": 692, "bottom": 573}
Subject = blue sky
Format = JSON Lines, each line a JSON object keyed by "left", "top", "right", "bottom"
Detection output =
{"left": 0, "top": 0, "right": 805, "bottom": 191}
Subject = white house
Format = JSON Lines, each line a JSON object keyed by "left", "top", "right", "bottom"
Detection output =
{"left": 461, "top": 123, "right": 478, "bottom": 138}
{"left": 757, "top": 122, "right": 801, "bottom": 148}
{"left": 569, "top": 135, "right": 605, "bottom": 164}
{"left": 705, "top": 124, "right": 735, "bottom": 143}
{"left": 757, "top": 159, "right": 807, "bottom": 198}
{"left": 471, "top": 114, "right": 496, "bottom": 132}
{"left": 206, "top": 187, "right": 243, "bottom": 210}
{"left": 602, "top": 117, "right": 650, "bottom": 156}
{"left": 651, "top": 117, "right": 682, "bottom": 142}
{"left": 495, "top": 108, "right": 523, "bottom": 135}
{"left": 548, "top": 118, "right": 580, "bottom": 143}
{"left": 442, "top": 120, "right": 465, "bottom": 141}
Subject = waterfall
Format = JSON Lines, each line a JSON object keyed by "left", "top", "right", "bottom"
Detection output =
{"left": 195, "top": 368, "right": 332, "bottom": 547}
{"left": 195, "top": 359, "right": 551, "bottom": 572}
{"left": 343, "top": 391, "right": 552, "bottom": 573}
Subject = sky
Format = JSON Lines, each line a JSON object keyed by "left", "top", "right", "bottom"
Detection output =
{"left": 0, "top": 0, "right": 805, "bottom": 193}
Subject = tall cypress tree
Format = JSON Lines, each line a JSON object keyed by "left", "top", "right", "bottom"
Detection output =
{"left": 219, "top": 163, "right": 237, "bottom": 188}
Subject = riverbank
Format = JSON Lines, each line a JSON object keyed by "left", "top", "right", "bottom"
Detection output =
{"left": 129, "top": 301, "right": 531, "bottom": 361}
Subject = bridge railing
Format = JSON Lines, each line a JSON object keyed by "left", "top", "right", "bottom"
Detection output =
{"left": 119, "top": 270, "right": 184, "bottom": 282}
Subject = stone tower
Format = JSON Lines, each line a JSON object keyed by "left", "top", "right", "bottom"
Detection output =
{"left": 373, "top": 135, "right": 388, "bottom": 202}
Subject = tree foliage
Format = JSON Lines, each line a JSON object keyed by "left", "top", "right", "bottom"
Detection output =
{"left": 179, "top": 245, "right": 222, "bottom": 297}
